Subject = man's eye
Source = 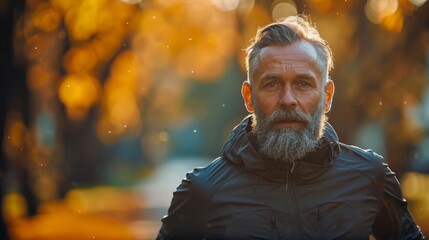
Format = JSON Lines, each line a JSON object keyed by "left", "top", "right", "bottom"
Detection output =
{"left": 297, "top": 81, "right": 311, "bottom": 87}
{"left": 265, "top": 82, "right": 279, "bottom": 88}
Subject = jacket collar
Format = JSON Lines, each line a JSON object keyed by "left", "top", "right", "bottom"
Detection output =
{"left": 221, "top": 115, "right": 340, "bottom": 183}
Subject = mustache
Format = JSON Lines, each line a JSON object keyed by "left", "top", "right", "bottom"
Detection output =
{"left": 266, "top": 109, "right": 311, "bottom": 126}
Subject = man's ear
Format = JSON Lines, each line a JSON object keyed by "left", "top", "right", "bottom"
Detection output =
{"left": 324, "top": 80, "right": 335, "bottom": 113}
{"left": 241, "top": 81, "right": 254, "bottom": 113}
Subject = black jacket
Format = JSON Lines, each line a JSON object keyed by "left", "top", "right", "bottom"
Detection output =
{"left": 157, "top": 116, "right": 424, "bottom": 239}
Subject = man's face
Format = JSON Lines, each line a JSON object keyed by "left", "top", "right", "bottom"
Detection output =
{"left": 241, "top": 41, "right": 335, "bottom": 162}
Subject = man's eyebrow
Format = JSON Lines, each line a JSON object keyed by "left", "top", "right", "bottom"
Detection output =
{"left": 295, "top": 73, "right": 316, "bottom": 80}
{"left": 260, "top": 72, "right": 280, "bottom": 80}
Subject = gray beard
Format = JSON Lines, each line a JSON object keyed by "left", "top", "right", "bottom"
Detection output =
{"left": 252, "top": 100, "right": 326, "bottom": 163}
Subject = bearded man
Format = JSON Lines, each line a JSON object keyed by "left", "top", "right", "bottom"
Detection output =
{"left": 156, "top": 15, "right": 424, "bottom": 240}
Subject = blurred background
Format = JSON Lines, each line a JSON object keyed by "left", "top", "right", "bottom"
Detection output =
{"left": 1, "top": 0, "right": 428, "bottom": 239}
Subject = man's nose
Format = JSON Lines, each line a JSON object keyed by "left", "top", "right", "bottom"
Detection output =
{"left": 279, "top": 87, "right": 298, "bottom": 109}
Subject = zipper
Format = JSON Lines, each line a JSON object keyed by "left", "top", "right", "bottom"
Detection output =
{"left": 287, "top": 160, "right": 301, "bottom": 239}
{"left": 285, "top": 160, "right": 296, "bottom": 191}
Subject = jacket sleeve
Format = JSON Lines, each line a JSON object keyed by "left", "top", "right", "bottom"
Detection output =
{"left": 372, "top": 162, "right": 425, "bottom": 239}
{"left": 156, "top": 168, "right": 207, "bottom": 240}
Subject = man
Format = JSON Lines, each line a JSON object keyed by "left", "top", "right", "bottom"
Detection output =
{"left": 156, "top": 15, "right": 425, "bottom": 239}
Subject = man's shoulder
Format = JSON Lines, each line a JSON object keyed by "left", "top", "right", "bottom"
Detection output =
{"left": 336, "top": 143, "right": 385, "bottom": 170}
{"left": 185, "top": 157, "right": 242, "bottom": 191}
{"left": 339, "top": 143, "right": 384, "bottom": 161}
{"left": 334, "top": 143, "right": 389, "bottom": 182}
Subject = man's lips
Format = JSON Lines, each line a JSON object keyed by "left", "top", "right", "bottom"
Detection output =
{"left": 273, "top": 119, "right": 306, "bottom": 129}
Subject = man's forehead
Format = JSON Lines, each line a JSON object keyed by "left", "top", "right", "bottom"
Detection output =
{"left": 259, "top": 41, "right": 319, "bottom": 62}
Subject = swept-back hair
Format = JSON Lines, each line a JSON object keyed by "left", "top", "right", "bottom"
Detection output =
{"left": 245, "top": 15, "right": 333, "bottom": 83}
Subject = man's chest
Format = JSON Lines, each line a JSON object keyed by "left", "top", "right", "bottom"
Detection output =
{"left": 204, "top": 169, "right": 381, "bottom": 239}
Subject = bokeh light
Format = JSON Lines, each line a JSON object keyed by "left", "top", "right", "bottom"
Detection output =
{"left": 272, "top": 1, "right": 298, "bottom": 20}
{"left": 409, "top": 0, "right": 428, "bottom": 6}
{"left": 364, "top": 0, "right": 404, "bottom": 32}
{"left": 63, "top": 46, "right": 98, "bottom": 74}
{"left": 211, "top": 0, "right": 240, "bottom": 11}
{"left": 31, "top": 2, "right": 62, "bottom": 32}
{"left": 58, "top": 73, "right": 101, "bottom": 120}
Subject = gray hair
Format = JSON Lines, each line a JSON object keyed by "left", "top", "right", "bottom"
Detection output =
{"left": 245, "top": 15, "right": 333, "bottom": 83}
